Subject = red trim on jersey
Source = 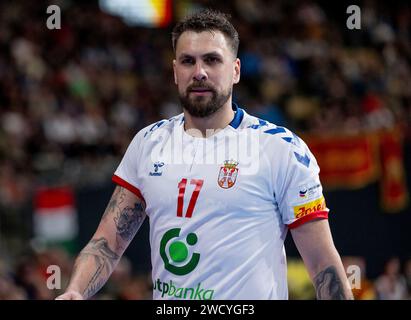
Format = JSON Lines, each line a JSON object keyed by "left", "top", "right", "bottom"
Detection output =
{"left": 112, "top": 175, "right": 146, "bottom": 205}
{"left": 287, "top": 210, "right": 329, "bottom": 229}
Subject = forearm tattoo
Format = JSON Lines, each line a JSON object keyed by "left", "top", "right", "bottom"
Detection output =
{"left": 314, "top": 265, "right": 348, "bottom": 300}
{"left": 75, "top": 238, "right": 120, "bottom": 299}
{"left": 72, "top": 187, "right": 145, "bottom": 298}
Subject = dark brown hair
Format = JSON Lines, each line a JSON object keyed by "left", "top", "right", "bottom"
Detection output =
{"left": 172, "top": 9, "right": 239, "bottom": 57}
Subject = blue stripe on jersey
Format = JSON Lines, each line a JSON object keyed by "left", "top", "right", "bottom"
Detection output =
{"left": 282, "top": 132, "right": 302, "bottom": 147}
{"left": 263, "top": 127, "right": 286, "bottom": 135}
{"left": 282, "top": 137, "right": 293, "bottom": 143}
{"left": 144, "top": 120, "right": 166, "bottom": 137}
{"left": 247, "top": 118, "right": 268, "bottom": 129}
{"left": 294, "top": 152, "right": 311, "bottom": 168}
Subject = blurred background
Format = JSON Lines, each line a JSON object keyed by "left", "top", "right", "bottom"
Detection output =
{"left": 0, "top": 0, "right": 410, "bottom": 300}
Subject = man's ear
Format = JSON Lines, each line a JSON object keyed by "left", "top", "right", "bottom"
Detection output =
{"left": 233, "top": 58, "right": 241, "bottom": 84}
{"left": 173, "top": 59, "right": 178, "bottom": 85}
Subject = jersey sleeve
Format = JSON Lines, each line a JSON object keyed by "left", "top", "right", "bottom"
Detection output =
{"left": 112, "top": 131, "right": 145, "bottom": 204}
{"left": 275, "top": 134, "right": 329, "bottom": 229}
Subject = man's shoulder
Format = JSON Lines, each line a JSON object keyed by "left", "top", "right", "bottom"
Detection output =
{"left": 240, "top": 111, "right": 300, "bottom": 147}
{"left": 242, "top": 111, "right": 318, "bottom": 175}
{"left": 138, "top": 113, "right": 184, "bottom": 140}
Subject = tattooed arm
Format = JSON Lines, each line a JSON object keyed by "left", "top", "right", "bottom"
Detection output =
{"left": 56, "top": 186, "right": 146, "bottom": 300}
{"left": 290, "top": 219, "right": 354, "bottom": 300}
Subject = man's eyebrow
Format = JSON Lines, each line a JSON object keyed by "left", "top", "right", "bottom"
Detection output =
{"left": 178, "top": 53, "right": 194, "bottom": 60}
{"left": 202, "top": 52, "right": 223, "bottom": 59}
{"left": 178, "top": 52, "right": 223, "bottom": 60}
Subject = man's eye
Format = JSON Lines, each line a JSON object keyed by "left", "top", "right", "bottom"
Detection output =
{"left": 205, "top": 57, "right": 219, "bottom": 64}
{"left": 181, "top": 58, "right": 194, "bottom": 64}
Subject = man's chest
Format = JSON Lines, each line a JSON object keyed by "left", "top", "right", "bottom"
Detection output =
{"left": 139, "top": 128, "right": 278, "bottom": 218}
{"left": 138, "top": 158, "right": 274, "bottom": 220}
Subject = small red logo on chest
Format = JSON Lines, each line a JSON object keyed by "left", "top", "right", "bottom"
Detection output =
{"left": 218, "top": 160, "right": 239, "bottom": 189}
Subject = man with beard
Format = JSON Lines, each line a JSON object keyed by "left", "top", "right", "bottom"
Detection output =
{"left": 56, "top": 9, "right": 353, "bottom": 300}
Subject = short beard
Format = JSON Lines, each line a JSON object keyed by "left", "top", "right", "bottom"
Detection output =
{"left": 179, "top": 84, "right": 231, "bottom": 118}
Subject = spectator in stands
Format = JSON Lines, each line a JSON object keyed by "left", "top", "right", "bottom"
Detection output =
{"left": 375, "top": 257, "right": 407, "bottom": 300}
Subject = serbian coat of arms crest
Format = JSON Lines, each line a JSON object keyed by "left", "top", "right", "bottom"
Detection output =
{"left": 218, "top": 160, "right": 239, "bottom": 189}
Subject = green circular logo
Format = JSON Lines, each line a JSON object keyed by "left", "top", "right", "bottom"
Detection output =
{"left": 160, "top": 229, "right": 200, "bottom": 276}
{"left": 186, "top": 233, "right": 198, "bottom": 246}
{"left": 169, "top": 241, "right": 188, "bottom": 263}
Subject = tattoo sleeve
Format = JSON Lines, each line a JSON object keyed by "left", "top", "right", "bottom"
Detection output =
{"left": 314, "top": 265, "right": 351, "bottom": 300}
{"left": 103, "top": 187, "right": 146, "bottom": 243}
{"left": 68, "top": 187, "right": 146, "bottom": 299}
{"left": 74, "top": 238, "right": 120, "bottom": 299}
{"left": 114, "top": 202, "right": 145, "bottom": 242}
{"left": 102, "top": 187, "right": 125, "bottom": 221}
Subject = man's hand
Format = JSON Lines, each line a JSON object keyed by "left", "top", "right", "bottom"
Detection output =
{"left": 55, "top": 290, "right": 84, "bottom": 300}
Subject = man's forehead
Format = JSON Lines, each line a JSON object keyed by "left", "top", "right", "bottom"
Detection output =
{"left": 176, "top": 30, "right": 230, "bottom": 55}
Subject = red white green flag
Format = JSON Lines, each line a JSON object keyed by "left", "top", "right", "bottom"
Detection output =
{"left": 33, "top": 186, "right": 78, "bottom": 242}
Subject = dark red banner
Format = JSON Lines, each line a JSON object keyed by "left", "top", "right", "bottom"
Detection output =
{"left": 379, "top": 127, "right": 409, "bottom": 213}
{"left": 304, "top": 133, "right": 380, "bottom": 189}
{"left": 303, "top": 128, "right": 409, "bottom": 213}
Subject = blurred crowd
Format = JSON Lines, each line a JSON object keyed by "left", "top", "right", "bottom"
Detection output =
{"left": 0, "top": 0, "right": 410, "bottom": 299}
{"left": 0, "top": 0, "right": 410, "bottom": 209}
{"left": 0, "top": 247, "right": 152, "bottom": 300}
{"left": 0, "top": 247, "right": 410, "bottom": 300}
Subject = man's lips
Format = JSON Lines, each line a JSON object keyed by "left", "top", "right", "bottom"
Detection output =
{"left": 189, "top": 91, "right": 212, "bottom": 97}
{"left": 190, "top": 87, "right": 212, "bottom": 92}
{"left": 188, "top": 87, "right": 213, "bottom": 97}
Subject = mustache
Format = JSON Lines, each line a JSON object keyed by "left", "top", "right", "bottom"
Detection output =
{"left": 187, "top": 82, "right": 216, "bottom": 92}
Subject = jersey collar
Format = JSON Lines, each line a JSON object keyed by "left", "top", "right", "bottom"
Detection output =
{"left": 229, "top": 102, "right": 244, "bottom": 129}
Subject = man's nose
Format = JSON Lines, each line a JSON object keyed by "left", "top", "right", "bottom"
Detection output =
{"left": 193, "top": 62, "right": 208, "bottom": 81}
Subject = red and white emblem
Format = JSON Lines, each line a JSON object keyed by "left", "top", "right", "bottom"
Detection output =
{"left": 218, "top": 160, "right": 239, "bottom": 189}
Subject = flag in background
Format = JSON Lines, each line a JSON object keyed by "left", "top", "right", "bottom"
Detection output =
{"left": 379, "top": 127, "right": 409, "bottom": 213}
{"left": 304, "top": 126, "right": 409, "bottom": 213}
{"left": 33, "top": 186, "right": 78, "bottom": 251}
{"left": 99, "top": 0, "right": 173, "bottom": 27}
{"left": 303, "top": 133, "right": 380, "bottom": 189}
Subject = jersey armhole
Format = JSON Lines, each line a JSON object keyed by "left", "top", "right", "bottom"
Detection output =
{"left": 112, "top": 174, "right": 146, "bottom": 206}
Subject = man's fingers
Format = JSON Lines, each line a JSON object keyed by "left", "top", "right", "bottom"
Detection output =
{"left": 55, "top": 291, "right": 84, "bottom": 300}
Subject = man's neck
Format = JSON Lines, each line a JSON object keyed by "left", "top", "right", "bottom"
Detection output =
{"left": 183, "top": 101, "right": 235, "bottom": 138}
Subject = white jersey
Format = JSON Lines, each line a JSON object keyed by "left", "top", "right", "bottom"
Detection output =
{"left": 113, "top": 104, "right": 329, "bottom": 300}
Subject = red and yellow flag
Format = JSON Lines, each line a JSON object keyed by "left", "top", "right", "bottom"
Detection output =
{"left": 379, "top": 127, "right": 409, "bottom": 212}
{"left": 304, "top": 133, "right": 380, "bottom": 189}
{"left": 304, "top": 127, "right": 409, "bottom": 213}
